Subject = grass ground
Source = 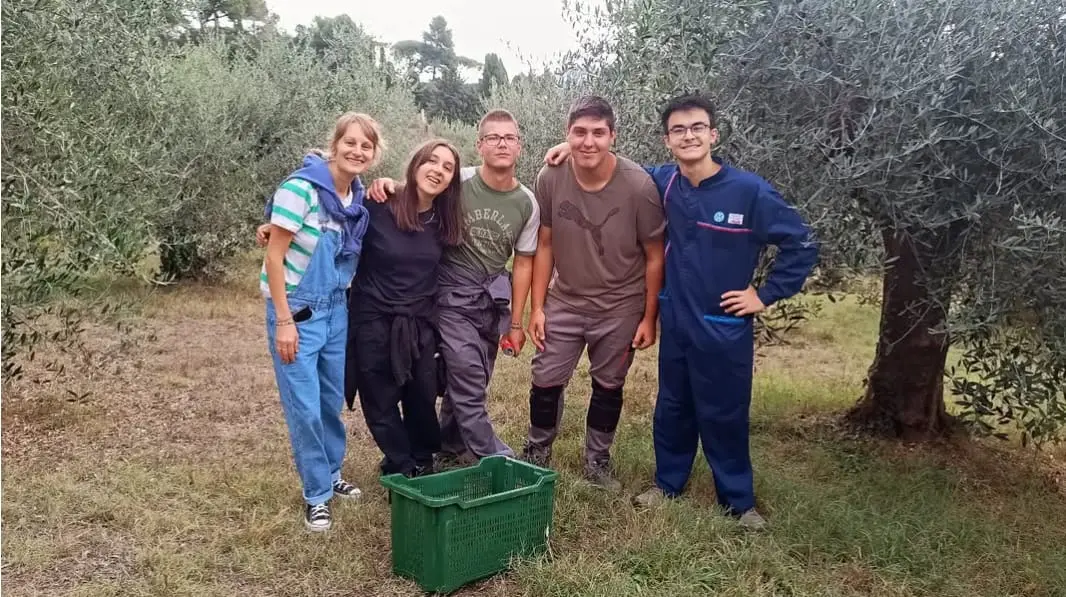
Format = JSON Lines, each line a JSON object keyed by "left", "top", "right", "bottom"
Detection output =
{"left": 3, "top": 271, "right": 1065, "bottom": 597}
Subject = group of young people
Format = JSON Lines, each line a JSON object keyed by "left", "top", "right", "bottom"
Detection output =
{"left": 257, "top": 93, "right": 819, "bottom": 533}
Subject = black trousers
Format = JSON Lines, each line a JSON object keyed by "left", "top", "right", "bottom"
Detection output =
{"left": 352, "top": 314, "right": 441, "bottom": 476}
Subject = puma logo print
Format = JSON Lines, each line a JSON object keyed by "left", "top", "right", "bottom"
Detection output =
{"left": 558, "top": 201, "right": 620, "bottom": 256}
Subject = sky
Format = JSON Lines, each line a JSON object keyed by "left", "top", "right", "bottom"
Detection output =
{"left": 266, "top": 0, "right": 587, "bottom": 80}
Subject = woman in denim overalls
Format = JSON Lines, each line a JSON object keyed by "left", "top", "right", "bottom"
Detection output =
{"left": 260, "top": 113, "right": 378, "bottom": 532}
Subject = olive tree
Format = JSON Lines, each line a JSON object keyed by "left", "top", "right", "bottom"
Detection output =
{"left": 151, "top": 25, "right": 424, "bottom": 277}
{"left": 487, "top": 71, "right": 579, "bottom": 187}
{"left": 1, "top": 0, "right": 182, "bottom": 380}
{"left": 0, "top": 0, "right": 431, "bottom": 382}
{"left": 563, "top": 0, "right": 1066, "bottom": 443}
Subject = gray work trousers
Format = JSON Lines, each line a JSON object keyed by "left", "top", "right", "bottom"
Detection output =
{"left": 436, "top": 263, "right": 515, "bottom": 459}
{"left": 526, "top": 296, "right": 641, "bottom": 465}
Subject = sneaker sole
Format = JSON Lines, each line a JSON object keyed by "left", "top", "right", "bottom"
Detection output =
{"left": 305, "top": 520, "right": 332, "bottom": 532}
{"left": 333, "top": 490, "right": 362, "bottom": 500}
{"left": 633, "top": 490, "right": 668, "bottom": 507}
{"left": 578, "top": 478, "right": 622, "bottom": 492}
{"left": 739, "top": 519, "right": 768, "bottom": 531}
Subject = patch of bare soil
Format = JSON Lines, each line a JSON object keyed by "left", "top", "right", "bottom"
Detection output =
{"left": 1, "top": 289, "right": 359, "bottom": 470}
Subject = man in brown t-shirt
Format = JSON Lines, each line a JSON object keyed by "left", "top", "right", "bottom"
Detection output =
{"left": 522, "top": 95, "right": 666, "bottom": 490}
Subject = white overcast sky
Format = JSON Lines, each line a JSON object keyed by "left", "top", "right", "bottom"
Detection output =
{"left": 266, "top": 0, "right": 588, "bottom": 80}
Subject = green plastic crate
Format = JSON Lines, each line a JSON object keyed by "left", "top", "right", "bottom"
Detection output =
{"left": 379, "top": 455, "right": 559, "bottom": 594}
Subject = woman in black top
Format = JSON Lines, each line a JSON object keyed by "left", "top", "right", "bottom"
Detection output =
{"left": 347, "top": 138, "right": 465, "bottom": 477}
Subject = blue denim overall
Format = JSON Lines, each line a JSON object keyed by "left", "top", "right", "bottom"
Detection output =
{"left": 265, "top": 206, "right": 362, "bottom": 506}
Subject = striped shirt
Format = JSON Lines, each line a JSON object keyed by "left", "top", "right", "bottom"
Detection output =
{"left": 259, "top": 178, "right": 352, "bottom": 298}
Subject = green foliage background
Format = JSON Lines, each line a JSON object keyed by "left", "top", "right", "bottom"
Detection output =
{"left": 2, "top": 0, "right": 1064, "bottom": 445}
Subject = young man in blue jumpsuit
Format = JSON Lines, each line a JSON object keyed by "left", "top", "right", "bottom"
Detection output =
{"left": 545, "top": 93, "right": 818, "bottom": 529}
{"left": 641, "top": 94, "right": 818, "bottom": 528}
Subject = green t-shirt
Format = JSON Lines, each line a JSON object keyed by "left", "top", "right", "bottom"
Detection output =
{"left": 444, "top": 166, "right": 540, "bottom": 275}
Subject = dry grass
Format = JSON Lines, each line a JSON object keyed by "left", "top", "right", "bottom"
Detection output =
{"left": 3, "top": 280, "right": 1065, "bottom": 597}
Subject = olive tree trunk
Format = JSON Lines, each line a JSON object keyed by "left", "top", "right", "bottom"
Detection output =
{"left": 847, "top": 228, "right": 956, "bottom": 440}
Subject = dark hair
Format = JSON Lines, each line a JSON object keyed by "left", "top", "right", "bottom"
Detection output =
{"left": 660, "top": 94, "right": 717, "bottom": 134}
{"left": 567, "top": 95, "right": 616, "bottom": 131}
{"left": 392, "top": 138, "right": 465, "bottom": 246}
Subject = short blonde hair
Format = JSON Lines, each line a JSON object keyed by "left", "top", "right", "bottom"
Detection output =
{"left": 320, "top": 112, "right": 386, "bottom": 167}
{"left": 477, "top": 109, "right": 519, "bottom": 136}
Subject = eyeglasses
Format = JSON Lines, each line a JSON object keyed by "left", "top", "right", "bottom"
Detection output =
{"left": 667, "top": 123, "right": 712, "bottom": 138}
{"left": 480, "top": 134, "right": 521, "bottom": 146}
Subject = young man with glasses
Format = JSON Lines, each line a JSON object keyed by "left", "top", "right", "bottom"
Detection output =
{"left": 367, "top": 110, "right": 539, "bottom": 467}
{"left": 544, "top": 94, "right": 818, "bottom": 529}
{"left": 522, "top": 95, "right": 666, "bottom": 491}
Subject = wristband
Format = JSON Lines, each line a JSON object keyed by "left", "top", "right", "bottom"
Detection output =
{"left": 276, "top": 318, "right": 294, "bottom": 327}
{"left": 510, "top": 322, "right": 523, "bottom": 330}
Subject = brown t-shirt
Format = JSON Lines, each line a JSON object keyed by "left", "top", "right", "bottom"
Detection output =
{"left": 535, "top": 156, "right": 666, "bottom": 315}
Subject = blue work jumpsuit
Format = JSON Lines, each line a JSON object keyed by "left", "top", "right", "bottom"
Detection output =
{"left": 646, "top": 158, "right": 819, "bottom": 514}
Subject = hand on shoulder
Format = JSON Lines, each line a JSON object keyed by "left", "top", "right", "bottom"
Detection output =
{"left": 368, "top": 177, "right": 398, "bottom": 203}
